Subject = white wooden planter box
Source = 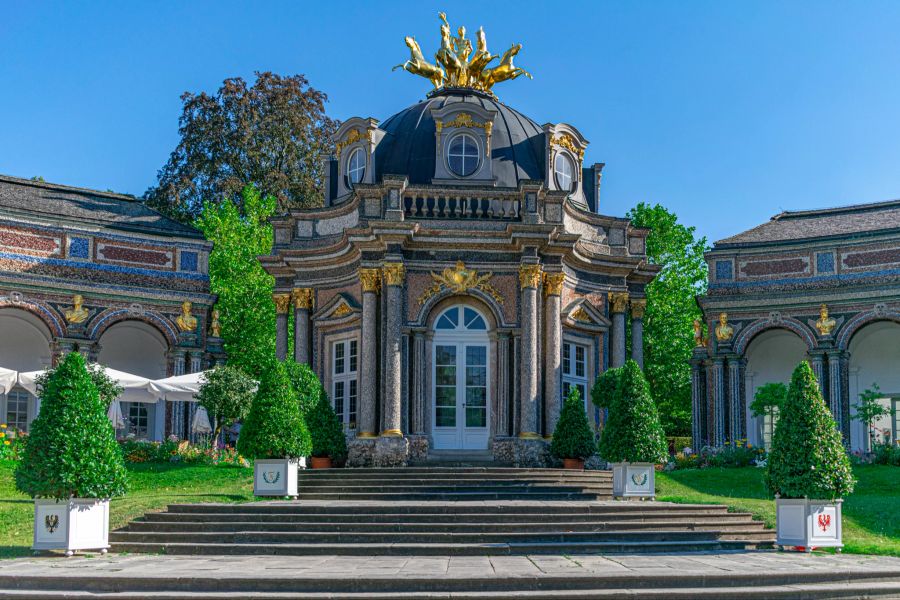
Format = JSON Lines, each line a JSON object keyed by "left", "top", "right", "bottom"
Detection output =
{"left": 253, "top": 457, "right": 304, "bottom": 497}
{"left": 611, "top": 462, "right": 655, "bottom": 498}
{"left": 33, "top": 498, "right": 109, "bottom": 556}
{"left": 776, "top": 497, "right": 843, "bottom": 551}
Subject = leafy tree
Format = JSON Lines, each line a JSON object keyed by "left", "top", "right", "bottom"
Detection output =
{"left": 852, "top": 383, "right": 891, "bottom": 449}
{"left": 195, "top": 186, "right": 277, "bottom": 378}
{"left": 766, "top": 362, "right": 855, "bottom": 499}
{"left": 145, "top": 71, "right": 339, "bottom": 223}
{"left": 627, "top": 203, "right": 708, "bottom": 437}
{"left": 750, "top": 382, "right": 788, "bottom": 418}
{"left": 550, "top": 387, "right": 596, "bottom": 460}
{"left": 591, "top": 367, "right": 622, "bottom": 410}
{"left": 197, "top": 365, "right": 257, "bottom": 441}
{"left": 306, "top": 392, "right": 347, "bottom": 460}
{"left": 15, "top": 353, "right": 127, "bottom": 500}
{"left": 236, "top": 361, "right": 311, "bottom": 460}
{"left": 598, "top": 360, "right": 668, "bottom": 464}
{"left": 283, "top": 359, "right": 326, "bottom": 417}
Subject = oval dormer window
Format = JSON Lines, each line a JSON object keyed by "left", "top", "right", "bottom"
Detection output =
{"left": 447, "top": 133, "right": 480, "bottom": 177}
{"left": 346, "top": 147, "right": 366, "bottom": 188}
{"left": 554, "top": 153, "right": 575, "bottom": 192}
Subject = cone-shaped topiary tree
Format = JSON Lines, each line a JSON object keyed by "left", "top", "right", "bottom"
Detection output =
{"left": 237, "top": 360, "right": 311, "bottom": 459}
{"left": 283, "top": 359, "right": 323, "bottom": 417}
{"left": 597, "top": 360, "right": 668, "bottom": 463}
{"left": 591, "top": 366, "right": 622, "bottom": 410}
{"left": 307, "top": 392, "right": 348, "bottom": 460}
{"left": 550, "top": 387, "right": 596, "bottom": 460}
{"left": 15, "top": 352, "right": 127, "bottom": 500}
{"left": 765, "top": 361, "right": 855, "bottom": 500}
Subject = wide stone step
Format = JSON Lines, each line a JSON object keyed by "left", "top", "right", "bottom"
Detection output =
{"left": 110, "top": 539, "right": 766, "bottom": 556}
{"left": 296, "top": 472, "right": 612, "bottom": 480}
{"left": 163, "top": 502, "right": 731, "bottom": 515}
{"left": 295, "top": 483, "right": 610, "bottom": 491}
{"left": 291, "top": 492, "right": 609, "bottom": 501}
{"left": 297, "top": 468, "right": 607, "bottom": 474}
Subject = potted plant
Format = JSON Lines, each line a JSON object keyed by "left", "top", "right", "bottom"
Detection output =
{"left": 237, "top": 361, "right": 311, "bottom": 497}
{"left": 596, "top": 360, "right": 667, "bottom": 498}
{"left": 766, "top": 362, "right": 855, "bottom": 552}
{"left": 306, "top": 392, "right": 348, "bottom": 469}
{"left": 15, "top": 353, "right": 127, "bottom": 556}
{"left": 550, "top": 387, "right": 596, "bottom": 469}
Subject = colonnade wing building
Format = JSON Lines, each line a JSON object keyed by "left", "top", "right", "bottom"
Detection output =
{"left": 0, "top": 175, "right": 224, "bottom": 441}
{"left": 261, "top": 88, "right": 658, "bottom": 466}
{"left": 693, "top": 200, "right": 900, "bottom": 453}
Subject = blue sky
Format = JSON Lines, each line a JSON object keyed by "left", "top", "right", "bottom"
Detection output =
{"left": 2, "top": 1, "right": 900, "bottom": 243}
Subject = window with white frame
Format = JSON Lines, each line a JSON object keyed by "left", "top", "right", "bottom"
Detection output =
{"left": 332, "top": 339, "right": 358, "bottom": 429}
{"left": 128, "top": 403, "right": 149, "bottom": 439}
{"left": 561, "top": 341, "right": 588, "bottom": 405}
{"left": 5, "top": 388, "right": 30, "bottom": 432}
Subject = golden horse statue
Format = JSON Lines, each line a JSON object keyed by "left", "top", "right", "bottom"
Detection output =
{"left": 466, "top": 27, "right": 496, "bottom": 91}
{"left": 393, "top": 36, "right": 446, "bottom": 89}
{"left": 435, "top": 12, "right": 464, "bottom": 86}
{"left": 480, "top": 43, "right": 532, "bottom": 90}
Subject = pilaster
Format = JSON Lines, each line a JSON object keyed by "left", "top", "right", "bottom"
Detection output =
{"left": 542, "top": 272, "right": 564, "bottom": 437}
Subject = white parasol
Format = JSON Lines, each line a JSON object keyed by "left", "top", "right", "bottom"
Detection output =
{"left": 17, "top": 365, "right": 161, "bottom": 404}
{"left": 107, "top": 398, "right": 127, "bottom": 429}
{"left": 191, "top": 406, "right": 213, "bottom": 434}
{"left": 0, "top": 368, "right": 17, "bottom": 395}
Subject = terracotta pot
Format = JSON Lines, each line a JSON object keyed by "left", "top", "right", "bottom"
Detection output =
{"left": 563, "top": 458, "right": 585, "bottom": 470}
{"left": 310, "top": 456, "right": 332, "bottom": 469}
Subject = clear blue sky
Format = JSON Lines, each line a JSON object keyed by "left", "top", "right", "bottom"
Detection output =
{"left": 3, "top": 1, "right": 900, "bottom": 243}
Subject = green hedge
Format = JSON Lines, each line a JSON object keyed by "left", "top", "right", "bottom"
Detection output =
{"left": 236, "top": 361, "right": 311, "bottom": 459}
{"left": 597, "top": 360, "right": 668, "bottom": 464}
{"left": 306, "top": 392, "right": 348, "bottom": 460}
{"left": 550, "top": 387, "right": 596, "bottom": 460}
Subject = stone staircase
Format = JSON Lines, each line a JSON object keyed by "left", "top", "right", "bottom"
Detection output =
{"left": 111, "top": 468, "right": 774, "bottom": 555}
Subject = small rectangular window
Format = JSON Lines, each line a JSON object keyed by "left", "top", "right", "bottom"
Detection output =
{"left": 561, "top": 342, "right": 590, "bottom": 408}
{"left": 5, "top": 389, "right": 29, "bottom": 432}
{"left": 331, "top": 338, "right": 359, "bottom": 430}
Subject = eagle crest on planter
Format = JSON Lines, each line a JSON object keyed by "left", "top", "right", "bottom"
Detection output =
{"left": 818, "top": 514, "right": 831, "bottom": 532}
{"left": 44, "top": 514, "right": 59, "bottom": 534}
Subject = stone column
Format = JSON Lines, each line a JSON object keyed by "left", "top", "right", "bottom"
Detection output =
{"left": 828, "top": 351, "right": 848, "bottom": 443}
{"left": 630, "top": 299, "right": 646, "bottom": 368}
{"left": 709, "top": 357, "right": 726, "bottom": 446}
{"left": 292, "top": 288, "right": 313, "bottom": 365}
{"left": 358, "top": 268, "right": 381, "bottom": 438}
{"left": 273, "top": 293, "right": 290, "bottom": 360}
{"left": 542, "top": 272, "right": 564, "bottom": 437}
{"left": 172, "top": 350, "right": 187, "bottom": 439}
{"left": 726, "top": 356, "right": 745, "bottom": 442}
{"left": 608, "top": 292, "right": 629, "bottom": 368}
{"left": 412, "top": 330, "right": 426, "bottom": 435}
{"left": 381, "top": 262, "right": 405, "bottom": 437}
{"left": 518, "top": 264, "right": 542, "bottom": 438}
{"left": 496, "top": 331, "right": 510, "bottom": 437}
{"left": 809, "top": 351, "right": 827, "bottom": 401}
{"left": 690, "top": 353, "right": 707, "bottom": 449}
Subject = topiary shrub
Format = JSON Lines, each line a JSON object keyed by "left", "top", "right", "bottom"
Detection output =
{"left": 15, "top": 352, "right": 127, "bottom": 500}
{"left": 591, "top": 366, "right": 622, "bottom": 410}
{"left": 306, "top": 392, "right": 348, "bottom": 460}
{"left": 597, "top": 360, "right": 668, "bottom": 464}
{"left": 765, "top": 361, "right": 855, "bottom": 500}
{"left": 283, "top": 359, "right": 324, "bottom": 417}
{"left": 236, "top": 361, "right": 311, "bottom": 459}
{"left": 550, "top": 387, "right": 596, "bottom": 460}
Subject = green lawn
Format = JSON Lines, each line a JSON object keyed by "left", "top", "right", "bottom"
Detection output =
{"left": 0, "top": 460, "right": 253, "bottom": 559}
{"left": 657, "top": 465, "right": 900, "bottom": 556}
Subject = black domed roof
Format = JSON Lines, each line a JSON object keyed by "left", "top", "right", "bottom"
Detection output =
{"left": 374, "top": 90, "right": 545, "bottom": 188}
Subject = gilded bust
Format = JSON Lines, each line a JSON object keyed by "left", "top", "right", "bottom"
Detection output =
{"left": 209, "top": 309, "right": 221, "bottom": 337}
{"left": 64, "top": 294, "right": 89, "bottom": 324}
{"left": 714, "top": 313, "right": 734, "bottom": 342}
{"left": 176, "top": 301, "right": 198, "bottom": 332}
{"left": 815, "top": 303, "right": 836, "bottom": 336}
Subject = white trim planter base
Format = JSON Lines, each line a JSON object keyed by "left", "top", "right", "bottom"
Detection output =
{"left": 776, "top": 497, "right": 843, "bottom": 551}
{"left": 611, "top": 462, "right": 655, "bottom": 499}
{"left": 33, "top": 499, "right": 110, "bottom": 556}
{"left": 253, "top": 458, "right": 302, "bottom": 497}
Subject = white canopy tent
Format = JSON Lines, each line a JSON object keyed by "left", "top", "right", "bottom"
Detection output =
{"left": 17, "top": 366, "right": 161, "bottom": 404}
{"left": 0, "top": 367, "right": 17, "bottom": 395}
{"left": 151, "top": 371, "right": 209, "bottom": 403}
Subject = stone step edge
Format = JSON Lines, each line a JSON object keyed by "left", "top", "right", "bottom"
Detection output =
{"left": 127, "top": 519, "right": 765, "bottom": 528}
{"left": 165, "top": 503, "right": 728, "bottom": 512}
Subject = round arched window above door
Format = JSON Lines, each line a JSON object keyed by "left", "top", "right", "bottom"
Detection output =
{"left": 434, "top": 305, "right": 487, "bottom": 331}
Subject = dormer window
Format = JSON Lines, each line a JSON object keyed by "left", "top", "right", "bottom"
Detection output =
{"left": 554, "top": 153, "right": 575, "bottom": 192}
{"left": 346, "top": 147, "right": 366, "bottom": 188}
{"left": 447, "top": 133, "right": 480, "bottom": 177}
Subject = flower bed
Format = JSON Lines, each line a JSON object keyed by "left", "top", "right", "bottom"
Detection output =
{"left": 119, "top": 438, "right": 249, "bottom": 467}
{"left": 0, "top": 425, "right": 25, "bottom": 461}
{"left": 666, "top": 441, "right": 767, "bottom": 470}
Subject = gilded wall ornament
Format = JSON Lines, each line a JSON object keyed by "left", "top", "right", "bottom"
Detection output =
{"left": 571, "top": 307, "right": 591, "bottom": 323}
{"left": 382, "top": 263, "right": 406, "bottom": 287}
{"left": 335, "top": 128, "right": 372, "bottom": 157}
{"left": 393, "top": 12, "right": 532, "bottom": 97}
{"left": 518, "top": 264, "right": 542, "bottom": 289}
{"left": 63, "top": 294, "right": 90, "bottom": 324}
{"left": 272, "top": 293, "right": 291, "bottom": 315}
{"left": 209, "top": 309, "right": 221, "bottom": 337}
{"left": 543, "top": 272, "right": 565, "bottom": 296}
{"left": 630, "top": 298, "right": 647, "bottom": 319}
{"left": 693, "top": 319, "right": 706, "bottom": 348}
{"left": 551, "top": 133, "right": 585, "bottom": 160}
{"left": 815, "top": 303, "right": 837, "bottom": 336}
{"left": 714, "top": 312, "right": 734, "bottom": 342}
{"left": 418, "top": 260, "right": 503, "bottom": 305}
{"left": 359, "top": 268, "right": 382, "bottom": 294}
{"left": 608, "top": 292, "right": 629, "bottom": 314}
{"left": 332, "top": 302, "right": 354, "bottom": 317}
{"left": 175, "top": 301, "right": 198, "bottom": 332}
{"left": 291, "top": 288, "right": 314, "bottom": 310}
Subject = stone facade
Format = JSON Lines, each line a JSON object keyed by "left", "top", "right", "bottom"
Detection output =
{"left": 693, "top": 200, "right": 900, "bottom": 452}
{"left": 261, "top": 89, "right": 658, "bottom": 466}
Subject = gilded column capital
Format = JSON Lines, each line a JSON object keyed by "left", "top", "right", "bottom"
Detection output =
{"left": 291, "top": 288, "right": 314, "bottom": 310}
{"left": 382, "top": 262, "right": 406, "bottom": 287}
{"left": 543, "top": 272, "right": 565, "bottom": 296}
{"left": 359, "top": 268, "right": 382, "bottom": 294}
{"left": 630, "top": 298, "right": 647, "bottom": 319}
{"left": 608, "top": 291, "right": 629, "bottom": 314}
{"left": 518, "top": 264, "right": 542, "bottom": 289}
{"left": 273, "top": 293, "right": 291, "bottom": 315}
